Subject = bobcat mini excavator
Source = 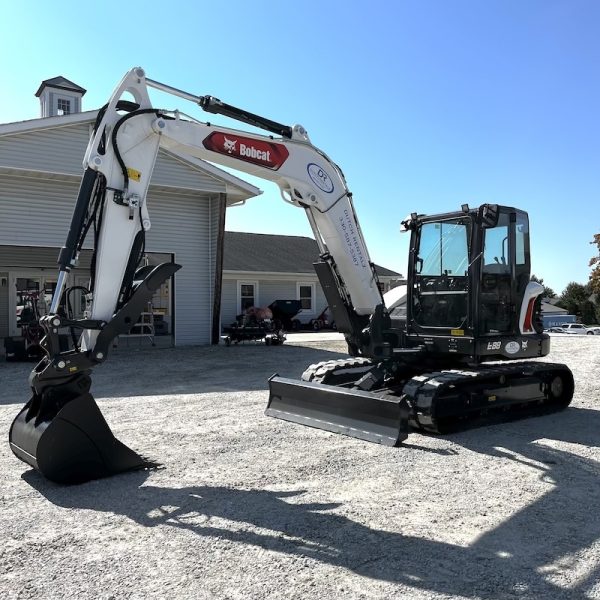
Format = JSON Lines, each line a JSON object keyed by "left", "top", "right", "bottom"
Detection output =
{"left": 9, "top": 68, "right": 574, "bottom": 484}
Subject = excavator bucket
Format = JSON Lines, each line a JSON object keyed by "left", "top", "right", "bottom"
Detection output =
{"left": 266, "top": 375, "right": 410, "bottom": 447}
{"left": 9, "top": 387, "right": 148, "bottom": 485}
{"left": 8, "top": 262, "right": 180, "bottom": 484}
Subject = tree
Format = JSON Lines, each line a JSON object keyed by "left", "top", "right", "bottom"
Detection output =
{"left": 530, "top": 274, "right": 557, "bottom": 299}
{"left": 556, "top": 282, "right": 589, "bottom": 316}
{"left": 590, "top": 233, "right": 600, "bottom": 294}
{"left": 581, "top": 300, "right": 598, "bottom": 324}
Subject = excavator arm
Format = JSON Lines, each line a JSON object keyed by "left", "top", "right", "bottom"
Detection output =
{"left": 60, "top": 68, "right": 385, "bottom": 355}
{"left": 9, "top": 68, "right": 394, "bottom": 483}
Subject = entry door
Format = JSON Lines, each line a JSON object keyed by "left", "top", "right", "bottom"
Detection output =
{"left": 411, "top": 220, "right": 470, "bottom": 331}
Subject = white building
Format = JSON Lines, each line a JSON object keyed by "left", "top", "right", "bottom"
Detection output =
{"left": 1, "top": 75, "right": 402, "bottom": 350}
{"left": 0, "top": 76, "right": 260, "bottom": 348}
{"left": 221, "top": 232, "right": 403, "bottom": 327}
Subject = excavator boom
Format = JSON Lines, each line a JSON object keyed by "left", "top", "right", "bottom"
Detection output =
{"left": 8, "top": 68, "right": 393, "bottom": 483}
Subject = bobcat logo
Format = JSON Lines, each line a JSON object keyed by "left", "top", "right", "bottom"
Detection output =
{"left": 223, "top": 137, "right": 237, "bottom": 154}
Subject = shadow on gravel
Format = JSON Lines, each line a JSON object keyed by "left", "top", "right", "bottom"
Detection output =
{"left": 449, "top": 406, "right": 600, "bottom": 596}
{"left": 26, "top": 406, "right": 600, "bottom": 599}
{"left": 0, "top": 345, "right": 348, "bottom": 405}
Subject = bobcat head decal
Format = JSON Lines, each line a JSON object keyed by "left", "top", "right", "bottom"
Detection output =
{"left": 223, "top": 137, "right": 237, "bottom": 154}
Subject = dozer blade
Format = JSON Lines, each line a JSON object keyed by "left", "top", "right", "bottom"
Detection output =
{"left": 266, "top": 375, "right": 410, "bottom": 447}
{"left": 9, "top": 391, "right": 147, "bottom": 485}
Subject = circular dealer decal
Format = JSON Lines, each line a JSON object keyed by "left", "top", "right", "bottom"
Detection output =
{"left": 505, "top": 341, "right": 520, "bottom": 355}
{"left": 307, "top": 163, "right": 334, "bottom": 193}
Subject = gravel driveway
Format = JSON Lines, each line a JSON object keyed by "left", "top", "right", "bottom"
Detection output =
{"left": 1, "top": 336, "right": 599, "bottom": 599}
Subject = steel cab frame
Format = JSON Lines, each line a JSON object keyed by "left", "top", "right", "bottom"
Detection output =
{"left": 401, "top": 204, "right": 549, "bottom": 365}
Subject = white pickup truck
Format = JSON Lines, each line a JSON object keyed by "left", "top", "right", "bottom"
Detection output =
{"left": 561, "top": 323, "right": 595, "bottom": 335}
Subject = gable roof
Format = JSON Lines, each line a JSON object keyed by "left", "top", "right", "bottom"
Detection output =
{"left": 0, "top": 112, "right": 261, "bottom": 203}
{"left": 541, "top": 300, "right": 568, "bottom": 314}
{"left": 224, "top": 232, "right": 402, "bottom": 278}
{"left": 35, "top": 76, "right": 87, "bottom": 97}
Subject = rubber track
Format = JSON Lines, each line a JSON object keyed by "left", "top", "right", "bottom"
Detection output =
{"left": 301, "top": 357, "right": 373, "bottom": 383}
{"left": 402, "top": 361, "right": 573, "bottom": 433}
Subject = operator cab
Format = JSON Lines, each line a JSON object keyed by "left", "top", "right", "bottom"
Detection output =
{"left": 403, "top": 204, "right": 533, "bottom": 350}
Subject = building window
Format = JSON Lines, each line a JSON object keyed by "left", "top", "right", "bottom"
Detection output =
{"left": 239, "top": 282, "right": 257, "bottom": 313}
{"left": 297, "top": 283, "right": 315, "bottom": 312}
{"left": 57, "top": 98, "right": 71, "bottom": 115}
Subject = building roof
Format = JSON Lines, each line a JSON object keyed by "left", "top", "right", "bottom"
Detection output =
{"left": 0, "top": 111, "right": 261, "bottom": 203}
{"left": 541, "top": 300, "right": 568, "bottom": 314}
{"left": 224, "top": 232, "right": 402, "bottom": 278}
{"left": 35, "top": 76, "right": 87, "bottom": 97}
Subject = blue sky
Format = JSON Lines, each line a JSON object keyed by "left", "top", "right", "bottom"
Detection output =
{"left": 1, "top": 0, "right": 598, "bottom": 294}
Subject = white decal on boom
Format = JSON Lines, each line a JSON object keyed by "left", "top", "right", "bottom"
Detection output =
{"left": 240, "top": 143, "right": 271, "bottom": 162}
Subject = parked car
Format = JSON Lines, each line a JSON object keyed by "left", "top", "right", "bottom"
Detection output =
{"left": 546, "top": 326, "right": 566, "bottom": 333}
{"left": 561, "top": 323, "right": 594, "bottom": 335}
{"left": 586, "top": 326, "right": 600, "bottom": 335}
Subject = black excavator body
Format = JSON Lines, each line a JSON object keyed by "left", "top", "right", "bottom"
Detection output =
{"left": 266, "top": 204, "right": 575, "bottom": 443}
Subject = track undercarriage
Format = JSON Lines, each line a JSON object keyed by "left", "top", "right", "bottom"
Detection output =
{"left": 267, "top": 356, "right": 575, "bottom": 443}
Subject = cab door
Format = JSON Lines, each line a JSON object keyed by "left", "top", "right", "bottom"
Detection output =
{"left": 478, "top": 209, "right": 530, "bottom": 335}
{"left": 409, "top": 217, "right": 471, "bottom": 333}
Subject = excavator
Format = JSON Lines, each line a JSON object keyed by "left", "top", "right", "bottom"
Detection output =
{"left": 9, "top": 68, "right": 574, "bottom": 484}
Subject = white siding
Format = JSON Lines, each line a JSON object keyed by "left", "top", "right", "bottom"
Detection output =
{"left": 0, "top": 246, "right": 92, "bottom": 270}
{"left": 0, "top": 177, "right": 216, "bottom": 345}
{"left": 153, "top": 152, "right": 225, "bottom": 193}
{"left": 0, "top": 122, "right": 227, "bottom": 191}
{"left": 0, "top": 176, "right": 83, "bottom": 247}
{"left": 145, "top": 190, "right": 212, "bottom": 345}
{"left": 259, "top": 280, "right": 298, "bottom": 308}
{"left": 0, "top": 125, "right": 91, "bottom": 175}
{"left": 0, "top": 171, "right": 221, "bottom": 252}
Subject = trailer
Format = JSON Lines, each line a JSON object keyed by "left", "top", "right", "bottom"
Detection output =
{"left": 221, "top": 320, "right": 285, "bottom": 346}
{"left": 221, "top": 300, "right": 302, "bottom": 346}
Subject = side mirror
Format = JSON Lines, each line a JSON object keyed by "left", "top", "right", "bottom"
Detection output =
{"left": 478, "top": 204, "right": 500, "bottom": 228}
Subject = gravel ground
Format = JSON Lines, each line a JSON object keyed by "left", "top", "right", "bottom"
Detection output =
{"left": 1, "top": 335, "right": 599, "bottom": 600}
